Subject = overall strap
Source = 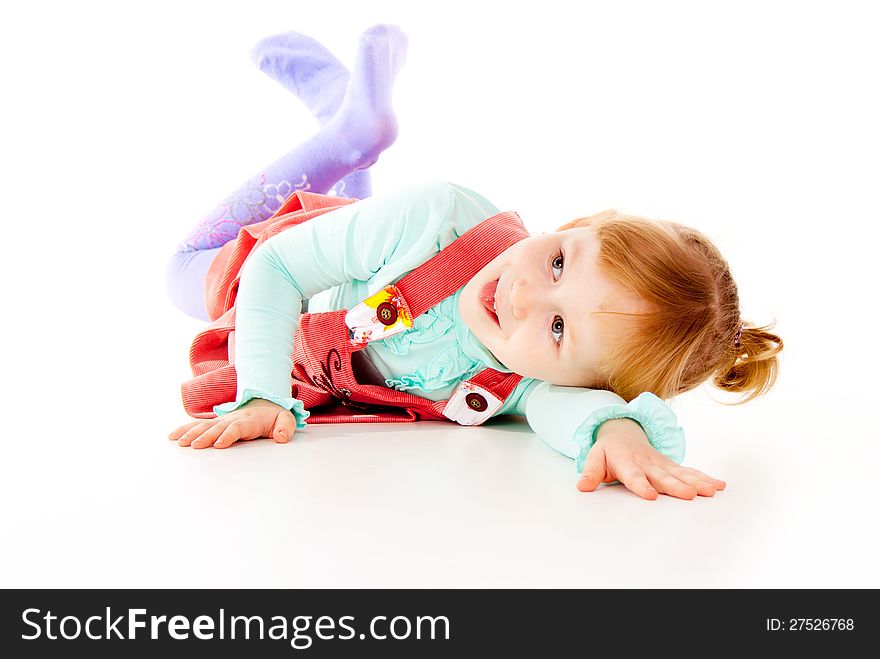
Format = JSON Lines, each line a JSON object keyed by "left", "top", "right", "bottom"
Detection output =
{"left": 435, "top": 368, "right": 523, "bottom": 425}
{"left": 345, "top": 211, "right": 528, "bottom": 346}
{"left": 398, "top": 210, "right": 528, "bottom": 316}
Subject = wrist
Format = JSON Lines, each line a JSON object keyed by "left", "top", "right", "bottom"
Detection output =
{"left": 595, "top": 417, "right": 647, "bottom": 441}
{"left": 242, "top": 397, "right": 285, "bottom": 409}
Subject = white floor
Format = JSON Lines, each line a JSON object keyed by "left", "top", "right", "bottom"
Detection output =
{"left": 3, "top": 1, "right": 878, "bottom": 589}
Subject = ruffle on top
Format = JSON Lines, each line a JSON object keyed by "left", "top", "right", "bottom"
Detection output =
{"left": 380, "top": 293, "right": 486, "bottom": 393}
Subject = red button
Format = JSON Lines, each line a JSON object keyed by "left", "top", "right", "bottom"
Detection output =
{"left": 376, "top": 302, "right": 398, "bottom": 326}
{"left": 465, "top": 393, "right": 488, "bottom": 412}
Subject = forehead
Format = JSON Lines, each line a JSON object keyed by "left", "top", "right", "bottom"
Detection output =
{"left": 563, "top": 226, "right": 650, "bottom": 315}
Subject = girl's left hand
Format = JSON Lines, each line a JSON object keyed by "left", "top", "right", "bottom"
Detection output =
{"left": 576, "top": 418, "right": 727, "bottom": 500}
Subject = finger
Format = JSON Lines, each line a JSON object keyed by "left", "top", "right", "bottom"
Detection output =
{"left": 270, "top": 411, "right": 297, "bottom": 444}
{"left": 577, "top": 444, "right": 607, "bottom": 492}
{"left": 193, "top": 419, "right": 256, "bottom": 449}
{"left": 211, "top": 421, "right": 257, "bottom": 449}
{"left": 177, "top": 420, "right": 220, "bottom": 447}
{"left": 168, "top": 420, "right": 201, "bottom": 440}
{"left": 644, "top": 466, "right": 699, "bottom": 500}
{"left": 678, "top": 467, "right": 726, "bottom": 491}
{"left": 672, "top": 469, "right": 719, "bottom": 497}
{"left": 673, "top": 467, "right": 725, "bottom": 496}
{"left": 190, "top": 419, "right": 244, "bottom": 449}
{"left": 615, "top": 464, "right": 659, "bottom": 500}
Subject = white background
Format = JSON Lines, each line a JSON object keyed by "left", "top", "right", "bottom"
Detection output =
{"left": 1, "top": 0, "right": 877, "bottom": 587}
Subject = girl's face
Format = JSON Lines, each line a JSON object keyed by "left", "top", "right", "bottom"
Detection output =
{"left": 459, "top": 226, "right": 650, "bottom": 387}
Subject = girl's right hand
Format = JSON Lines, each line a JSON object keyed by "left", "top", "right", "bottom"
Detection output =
{"left": 168, "top": 398, "right": 298, "bottom": 449}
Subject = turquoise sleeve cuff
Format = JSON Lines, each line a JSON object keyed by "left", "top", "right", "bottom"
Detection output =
{"left": 213, "top": 388, "right": 311, "bottom": 430}
{"left": 573, "top": 392, "right": 686, "bottom": 474}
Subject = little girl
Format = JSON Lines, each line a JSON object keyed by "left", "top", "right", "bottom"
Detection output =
{"left": 167, "top": 25, "right": 783, "bottom": 501}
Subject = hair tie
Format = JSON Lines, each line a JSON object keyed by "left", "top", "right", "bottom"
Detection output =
{"left": 733, "top": 323, "right": 743, "bottom": 348}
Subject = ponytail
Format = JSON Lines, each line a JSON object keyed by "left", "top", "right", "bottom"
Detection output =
{"left": 712, "top": 319, "right": 784, "bottom": 404}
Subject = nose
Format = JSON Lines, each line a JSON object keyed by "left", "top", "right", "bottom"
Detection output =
{"left": 509, "top": 277, "right": 546, "bottom": 321}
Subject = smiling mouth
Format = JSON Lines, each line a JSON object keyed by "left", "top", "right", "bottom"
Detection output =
{"left": 484, "top": 300, "right": 500, "bottom": 327}
{"left": 480, "top": 279, "right": 500, "bottom": 328}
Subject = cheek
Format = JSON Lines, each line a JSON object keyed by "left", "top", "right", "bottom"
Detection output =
{"left": 511, "top": 328, "right": 544, "bottom": 356}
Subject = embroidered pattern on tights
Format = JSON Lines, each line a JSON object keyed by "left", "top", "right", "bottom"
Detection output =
{"left": 181, "top": 175, "right": 311, "bottom": 251}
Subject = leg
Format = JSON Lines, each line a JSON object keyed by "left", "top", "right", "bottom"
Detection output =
{"left": 179, "top": 24, "right": 407, "bottom": 252}
{"left": 166, "top": 25, "right": 408, "bottom": 320}
{"left": 165, "top": 249, "right": 220, "bottom": 322}
{"left": 250, "top": 31, "right": 376, "bottom": 199}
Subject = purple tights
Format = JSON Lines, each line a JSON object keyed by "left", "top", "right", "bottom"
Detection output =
{"left": 165, "top": 248, "right": 224, "bottom": 322}
{"left": 165, "top": 25, "right": 407, "bottom": 321}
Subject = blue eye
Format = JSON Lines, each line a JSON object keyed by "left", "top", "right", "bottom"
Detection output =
{"left": 551, "top": 253, "right": 564, "bottom": 280}
{"left": 551, "top": 316, "right": 564, "bottom": 346}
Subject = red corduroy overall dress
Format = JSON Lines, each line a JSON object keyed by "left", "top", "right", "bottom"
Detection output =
{"left": 181, "top": 190, "right": 530, "bottom": 425}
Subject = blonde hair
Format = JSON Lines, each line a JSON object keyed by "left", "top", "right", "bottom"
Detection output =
{"left": 556, "top": 210, "right": 783, "bottom": 404}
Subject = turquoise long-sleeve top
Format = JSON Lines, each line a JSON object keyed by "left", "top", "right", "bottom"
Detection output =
{"left": 214, "top": 181, "right": 686, "bottom": 472}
